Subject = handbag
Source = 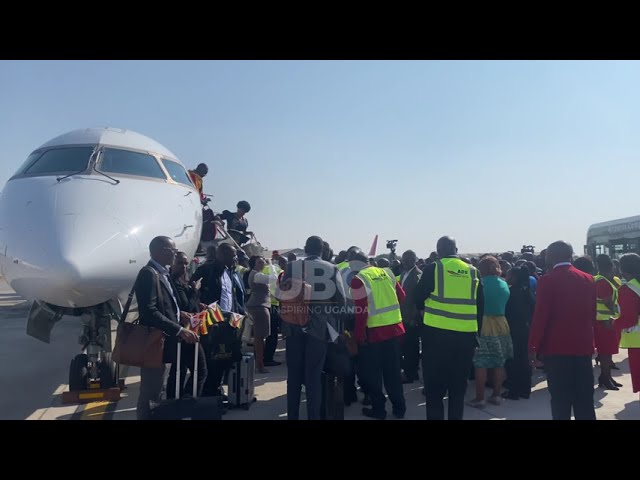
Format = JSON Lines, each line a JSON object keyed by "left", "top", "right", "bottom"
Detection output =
{"left": 277, "top": 260, "right": 312, "bottom": 327}
{"left": 112, "top": 268, "right": 166, "bottom": 369}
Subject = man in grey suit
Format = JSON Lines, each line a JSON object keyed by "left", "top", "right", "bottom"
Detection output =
{"left": 280, "top": 235, "right": 347, "bottom": 420}
{"left": 135, "top": 236, "right": 198, "bottom": 420}
{"left": 399, "top": 250, "right": 423, "bottom": 383}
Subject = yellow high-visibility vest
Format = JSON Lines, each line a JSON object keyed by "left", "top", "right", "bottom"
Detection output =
{"left": 355, "top": 266, "right": 402, "bottom": 329}
{"left": 593, "top": 274, "right": 620, "bottom": 322}
{"left": 423, "top": 258, "right": 479, "bottom": 333}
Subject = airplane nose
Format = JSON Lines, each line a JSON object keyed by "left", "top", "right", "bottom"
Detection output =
{"left": 4, "top": 212, "right": 138, "bottom": 308}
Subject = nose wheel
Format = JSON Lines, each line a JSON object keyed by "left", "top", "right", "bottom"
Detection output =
{"left": 63, "top": 308, "right": 123, "bottom": 403}
{"left": 98, "top": 352, "right": 118, "bottom": 389}
{"left": 69, "top": 354, "right": 89, "bottom": 391}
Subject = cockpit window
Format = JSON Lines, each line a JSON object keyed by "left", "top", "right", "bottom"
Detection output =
{"left": 99, "top": 148, "right": 167, "bottom": 180}
{"left": 20, "top": 147, "right": 93, "bottom": 176}
{"left": 161, "top": 158, "right": 193, "bottom": 187}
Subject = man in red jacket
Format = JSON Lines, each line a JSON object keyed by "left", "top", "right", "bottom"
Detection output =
{"left": 528, "top": 241, "right": 597, "bottom": 420}
{"left": 351, "top": 250, "right": 407, "bottom": 420}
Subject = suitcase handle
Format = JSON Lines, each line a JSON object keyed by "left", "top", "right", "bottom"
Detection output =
{"left": 175, "top": 339, "right": 200, "bottom": 400}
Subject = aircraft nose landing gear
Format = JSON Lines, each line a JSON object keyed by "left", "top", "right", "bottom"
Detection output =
{"left": 63, "top": 309, "right": 122, "bottom": 404}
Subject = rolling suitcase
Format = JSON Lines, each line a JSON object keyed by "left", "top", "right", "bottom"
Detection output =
{"left": 228, "top": 352, "right": 255, "bottom": 410}
{"left": 149, "top": 341, "right": 223, "bottom": 420}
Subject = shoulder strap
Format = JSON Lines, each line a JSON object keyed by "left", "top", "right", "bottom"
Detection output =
{"left": 119, "top": 283, "right": 137, "bottom": 323}
{"left": 119, "top": 266, "right": 165, "bottom": 323}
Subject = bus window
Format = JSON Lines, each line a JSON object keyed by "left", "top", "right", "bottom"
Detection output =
{"left": 595, "top": 244, "right": 609, "bottom": 256}
{"left": 610, "top": 243, "right": 626, "bottom": 259}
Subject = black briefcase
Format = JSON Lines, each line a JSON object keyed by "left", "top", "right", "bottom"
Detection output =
{"left": 149, "top": 341, "right": 223, "bottom": 420}
{"left": 320, "top": 371, "right": 345, "bottom": 420}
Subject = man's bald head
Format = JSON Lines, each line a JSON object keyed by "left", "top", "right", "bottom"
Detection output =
{"left": 546, "top": 241, "right": 573, "bottom": 267}
{"left": 149, "top": 236, "right": 177, "bottom": 267}
{"left": 436, "top": 236, "right": 457, "bottom": 257}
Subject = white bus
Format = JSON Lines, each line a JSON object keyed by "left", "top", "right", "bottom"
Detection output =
{"left": 586, "top": 215, "right": 640, "bottom": 259}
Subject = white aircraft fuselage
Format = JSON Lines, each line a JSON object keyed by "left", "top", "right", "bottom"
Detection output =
{"left": 0, "top": 127, "right": 202, "bottom": 310}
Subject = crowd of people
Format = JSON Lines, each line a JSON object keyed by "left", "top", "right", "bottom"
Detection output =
{"left": 130, "top": 227, "right": 640, "bottom": 420}
{"left": 130, "top": 166, "right": 640, "bottom": 420}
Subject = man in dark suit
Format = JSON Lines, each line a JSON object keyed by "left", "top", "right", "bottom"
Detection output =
{"left": 193, "top": 243, "right": 246, "bottom": 315}
{"left": 280, "top": 235, "right": 347, "bottom": 420}
{"left": 399, "top": 250, "right": 423, "bottom": 383}
{"left": 194, "top": 242, "right": 247, "bottom": 397}
{"left": 528, "top": 241, "right": 597, "bottom": 420}
{"left": 135, "top": 236, "right": 198, "bottom": 420}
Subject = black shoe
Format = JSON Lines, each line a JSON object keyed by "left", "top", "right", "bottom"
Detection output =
{"left": 392, "top": 408, "right": 406, "bottom": 419}
{"left": 362, "top": 395, "right": 372, "bottom": 406}
{"left": 598, "top": 375, "right": 619, "bottom": 391}
{"left": 519, "top": 393, "right": 530, "bottom": 399}
{"left": 263, "top": 360, "right": 282, "bottom": 367}
{"left": 362, "top": 408, "right": 386, "bottom": 420}
{"left": 503, "top": 392, "right": 520, "bottom": 400}
{"left": 611, "top": 378, "right": 623, "bottom": 388}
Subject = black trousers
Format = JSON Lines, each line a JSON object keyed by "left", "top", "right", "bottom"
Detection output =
{"left": 401, "top": 324, "right": 421, "bottom": 380}
{"left": 504, "top": 326, "right": 531, "bottom": 397}
{"left": 264, "top": 305, "right": 281, "bottom": 362}
{"left": 200, "top": 339, "right": 233, "bottom": 397}
{"left": 422, "top": 327, "right": 476, "bottom": 420}
{"left": 166, "top": 343, "right": 208, "bottom": 399}
{"left": 343, "top": 354, "right": 368, "bottom": 402}
{"left": 359, "top": 337, "right": 406, "bottom": 415}
{"left": 286, "top": 333, "right": 327, "bottom": 420}
{"left": 543, "top": 355, "right": 596, "bottom": 420}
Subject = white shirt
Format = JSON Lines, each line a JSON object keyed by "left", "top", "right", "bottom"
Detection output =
{"left": 219, "top": 268, "right": 234, "bottom": 312}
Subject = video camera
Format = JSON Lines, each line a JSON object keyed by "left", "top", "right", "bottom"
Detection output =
{"left": 521, "top": 245, "right": 535, "bottom": 254}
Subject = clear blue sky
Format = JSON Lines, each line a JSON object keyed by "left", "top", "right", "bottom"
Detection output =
{"left": 1, "top": 60, "right": 639, "bottom": 257}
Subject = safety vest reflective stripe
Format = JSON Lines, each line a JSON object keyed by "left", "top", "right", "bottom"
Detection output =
{"left": 337, "top": 262, "right": 349, "bottom": 271}
{"left": 620, "top": 279, "right": 640, "bottom": 349}
{"left": 355, "top": 267, "right": 402, "bottom": 329}
{"left": 424, "top": 258, "right": 479, "bottom": 333}
{"left": 423, "top": 307, "right": 477, "bottom": 320}
{"left": 427, "top": 294, "right": 476, "bottom": 305}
